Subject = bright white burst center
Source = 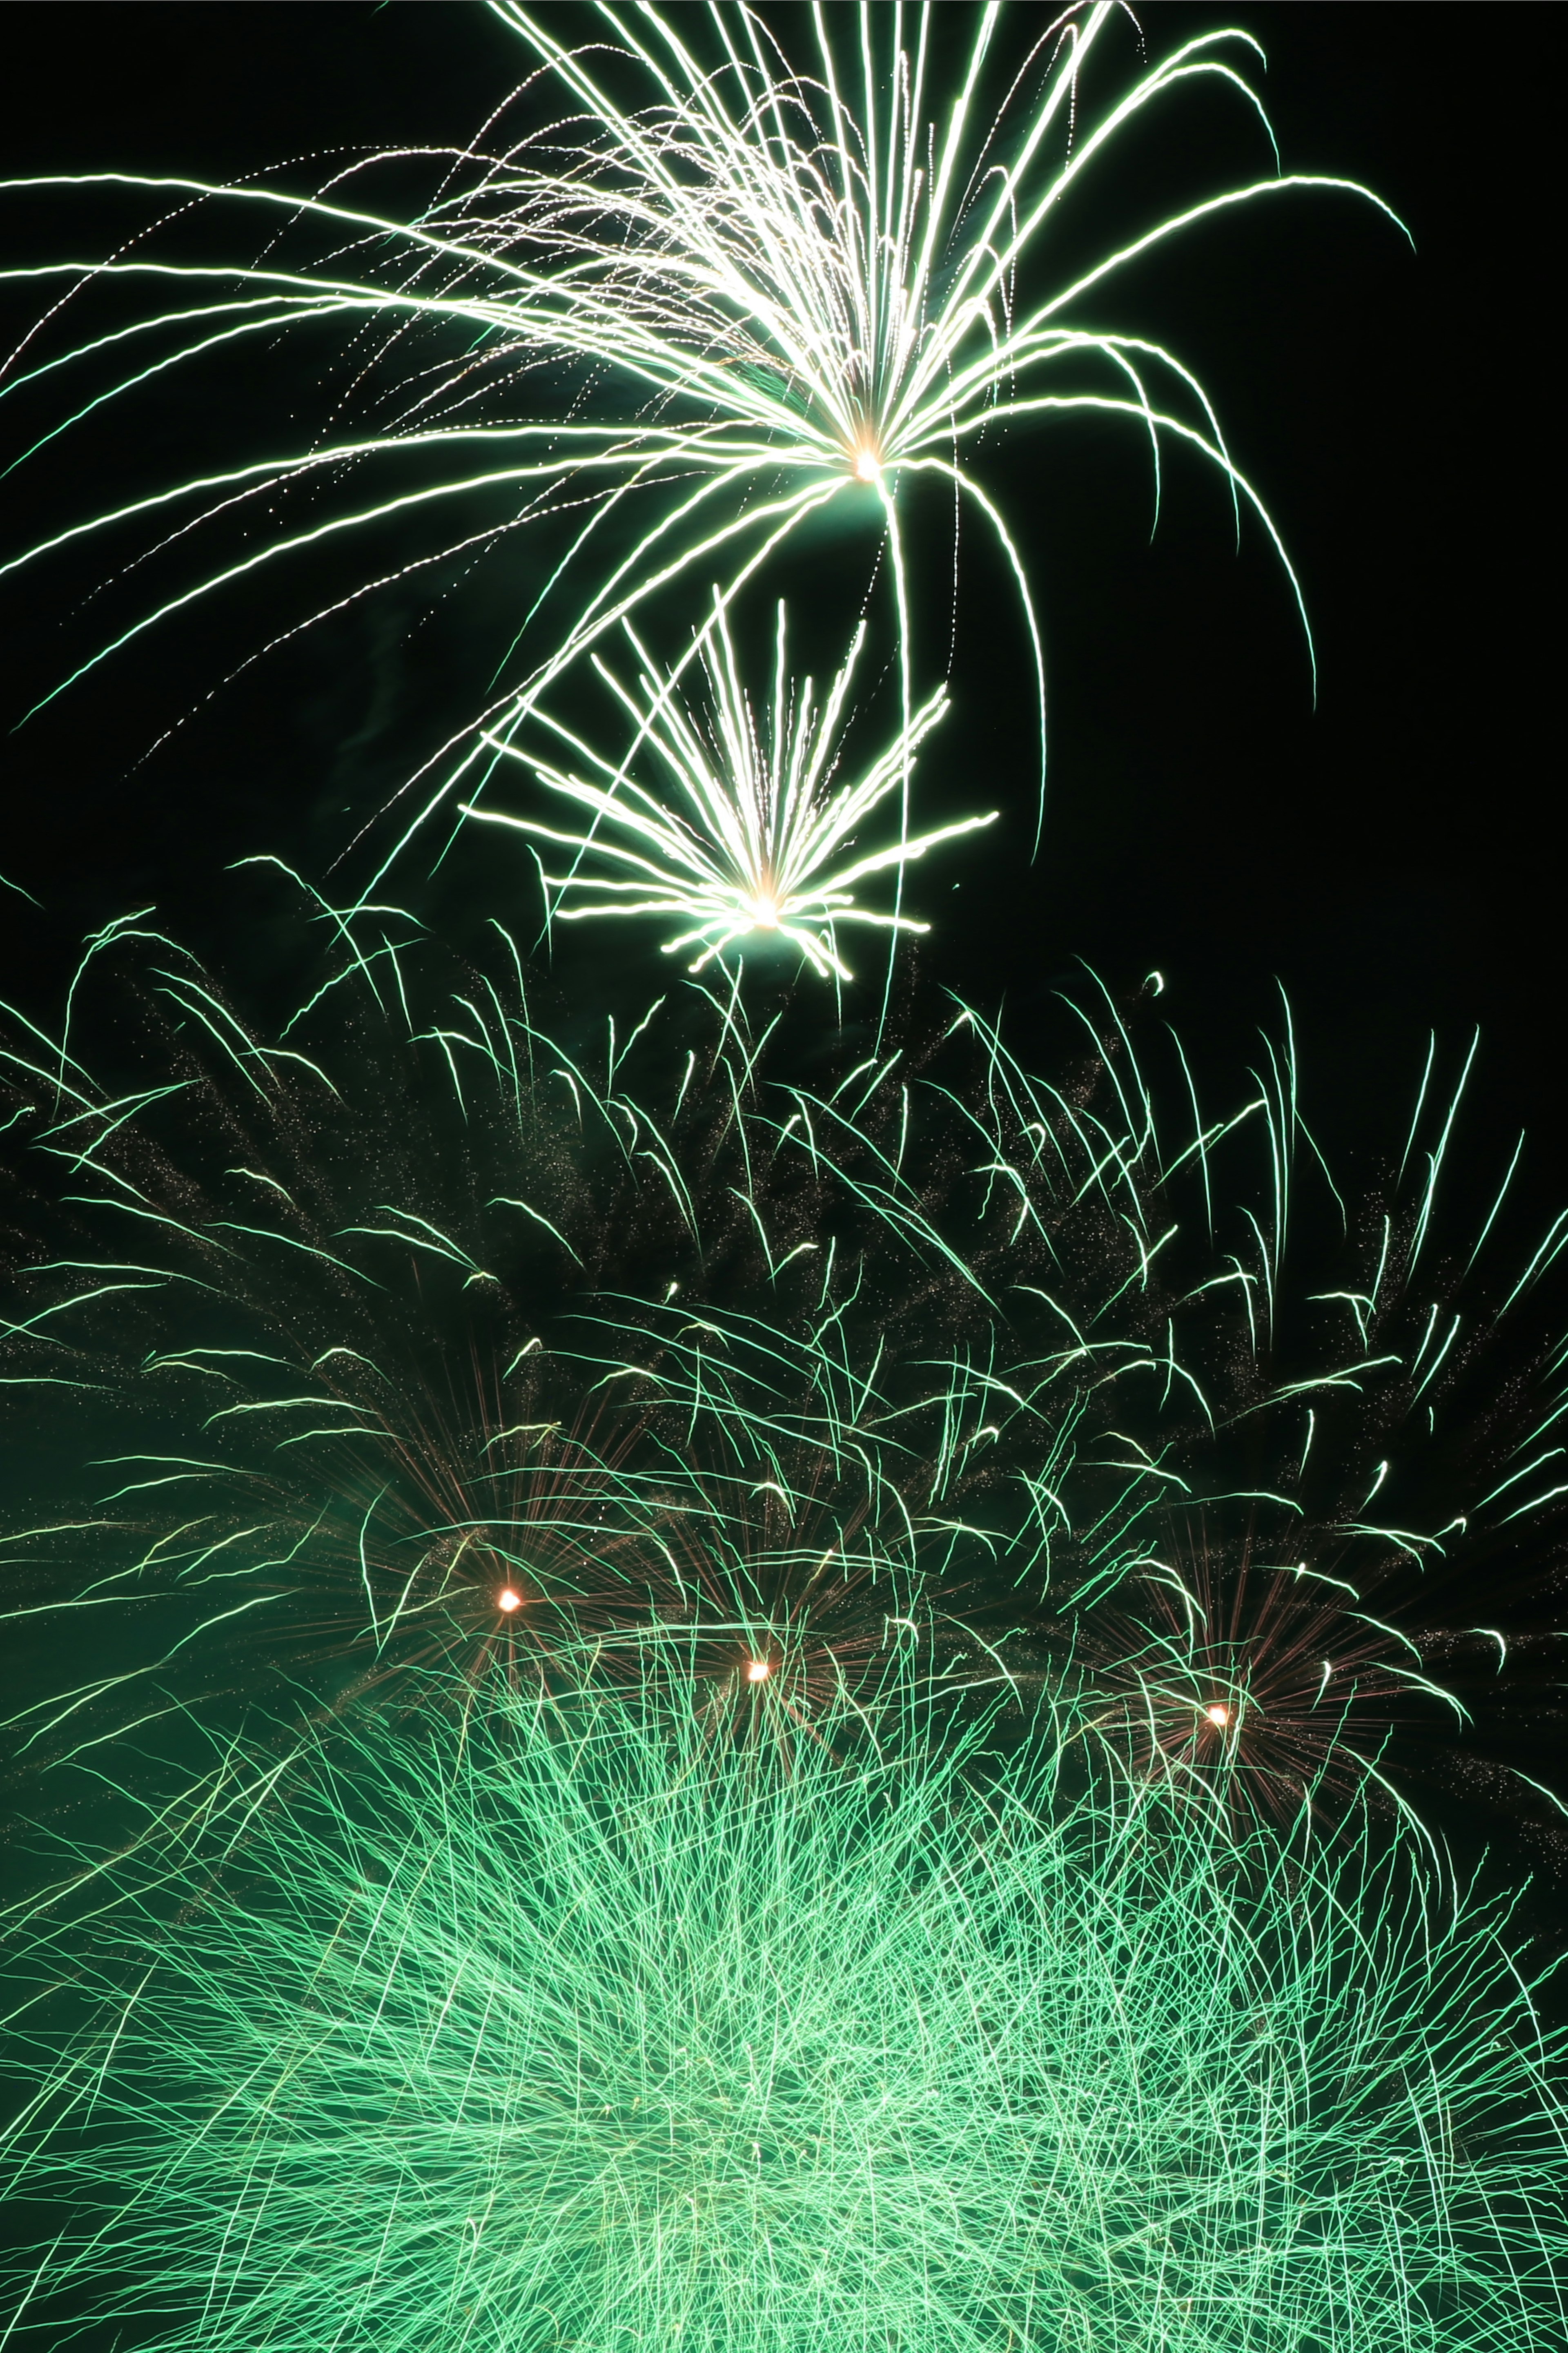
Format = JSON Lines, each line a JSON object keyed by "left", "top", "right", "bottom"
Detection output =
{"left": 748, "top": 891, "right": 781, "bottom": 930}
{"left": 497, "top": 1588, "right": 523, "bottom": 1614}
{"left": 1205, "top": 1704, "right": 1229, "bottom": 1729}
{"left": 745, "top": 1659, "right": 771, "bottom": 1684}
{"left": 852, "top": 442, "right": 882, "bottom": 484}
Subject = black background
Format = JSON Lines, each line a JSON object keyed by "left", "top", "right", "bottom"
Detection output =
{"left": 0, "top": 12, "right": 1565, "bottom": 2336}
{"left": 0, "top": 1, "right": 1560, "bottom": 1191}
{"left": 0, "top": 5, "right": 1563, "bottom": 1728}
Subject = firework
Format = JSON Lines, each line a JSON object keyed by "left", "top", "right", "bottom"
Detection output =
{"left": 0, "top": 899, "right": 900, "bottom": 1769}
{"left": 1009, "top": 1004, "right": 1568, "bottom": 1850}
{"left": 6, "top": 910, "right": 1565, "bottom": 1862}
{"left": 0, "top": 3, "right": 1402, "bottom": 897}
{"left": 464, "top": 593, "right": 995, "bottom": 979}
{"left": 0, "top": 893, "right": 1147, "bottom": 1818}
{"left": 5, "top": 1644, "right": 1564, "bottom": 2352}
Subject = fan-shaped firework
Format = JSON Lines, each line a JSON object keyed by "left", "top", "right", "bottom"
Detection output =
{"left": 0, "top": 890, "right": 1184, "bottom": 1838}
{"left": 0, "top": 2, "right": 1402, "bottom": 893}
{"left": 1020, "top": 1014, "right": 1568, "bottom": 1850}
{"left": 5, "top": 1645, "right": 1565, "bottom": 2352}
{"left": 4, "top": 908, "right": 1567, "bottom": 1869}
{"left": 465, "top": 593, "right": 995, "bottom": 978}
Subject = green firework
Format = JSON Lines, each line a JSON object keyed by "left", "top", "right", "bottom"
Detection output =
{"left": 5, "top": 1648, "right": 1565, "bottom": 2351}
{"left": 0, "top": 896, "right": 1187, "bottom": 1800}
{"left": 4, "top": 903, "right": 1568, "bottom": 1865}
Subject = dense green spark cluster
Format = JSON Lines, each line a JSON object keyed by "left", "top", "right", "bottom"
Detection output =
{"left": 7, "top": 1648, "right": 1566, "bottom": 2351}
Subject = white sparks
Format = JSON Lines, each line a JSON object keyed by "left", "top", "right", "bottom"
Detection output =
{"left": 464, "top": 592, "right": 995, "bottom": 980}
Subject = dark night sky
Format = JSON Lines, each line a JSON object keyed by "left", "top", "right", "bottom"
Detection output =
{"left": 0, "top": 4, "right": 1563, "bottom": 1839}
{"left": 1, "top": 2, "right": 1560, "bottom": 1208}
{"left": 1, "top": 5, "right": 1559, "bottom": 1157}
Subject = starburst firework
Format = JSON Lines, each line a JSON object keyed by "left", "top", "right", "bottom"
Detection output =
{"left": 5, "top": 1646, "right": 1565, "bottom": 2352}
{"left": 0, "top": 2, "right": 1402, "bottom": 897}
{"left": 465, "top": 593, "right": 994, "bottom": 977}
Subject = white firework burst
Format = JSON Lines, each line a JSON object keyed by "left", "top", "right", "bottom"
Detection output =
{"left": 466, "top": 593, "right": 993, "bottom": 978}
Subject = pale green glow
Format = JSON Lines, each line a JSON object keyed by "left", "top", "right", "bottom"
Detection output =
{"left": 465, "top": 595, "right": 994, "bottom": 977}
{"left": 5, "top": 1644, "right": 1565, "bottom": 2349}
{"left": 0, "top": 4, "right": 1405, "bottom": 894}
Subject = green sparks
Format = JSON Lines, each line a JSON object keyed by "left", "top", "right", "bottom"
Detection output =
{"left": 7, "top": 1644, "right": 1566, "bottom": 2350}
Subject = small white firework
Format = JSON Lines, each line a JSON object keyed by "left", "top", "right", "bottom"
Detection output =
{"left": 465, "top": 595, "right": 995, "bottom": 979}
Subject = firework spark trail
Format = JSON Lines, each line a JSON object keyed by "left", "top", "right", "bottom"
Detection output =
{"left": 3, "top": 906, "right": 1566, "bottom": 1880}
{"left": 4, "top": 1644, "right": 1565, "bottom": 2351}
{"left": 463, "top": 591, "right": 996, "bottom": 978}
{"left": 0, "top": 3, "right": 1405, "bottom": 903}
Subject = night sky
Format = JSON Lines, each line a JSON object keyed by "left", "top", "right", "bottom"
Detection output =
{"left": 1, "top": 16, "right": 1567, "bottom": 2341}
{"left": 3, "top": 5, "right": 1560, "bottom": 1170}
{"left": 1, "top": 6, "right": 1564, "bottom": 1836}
